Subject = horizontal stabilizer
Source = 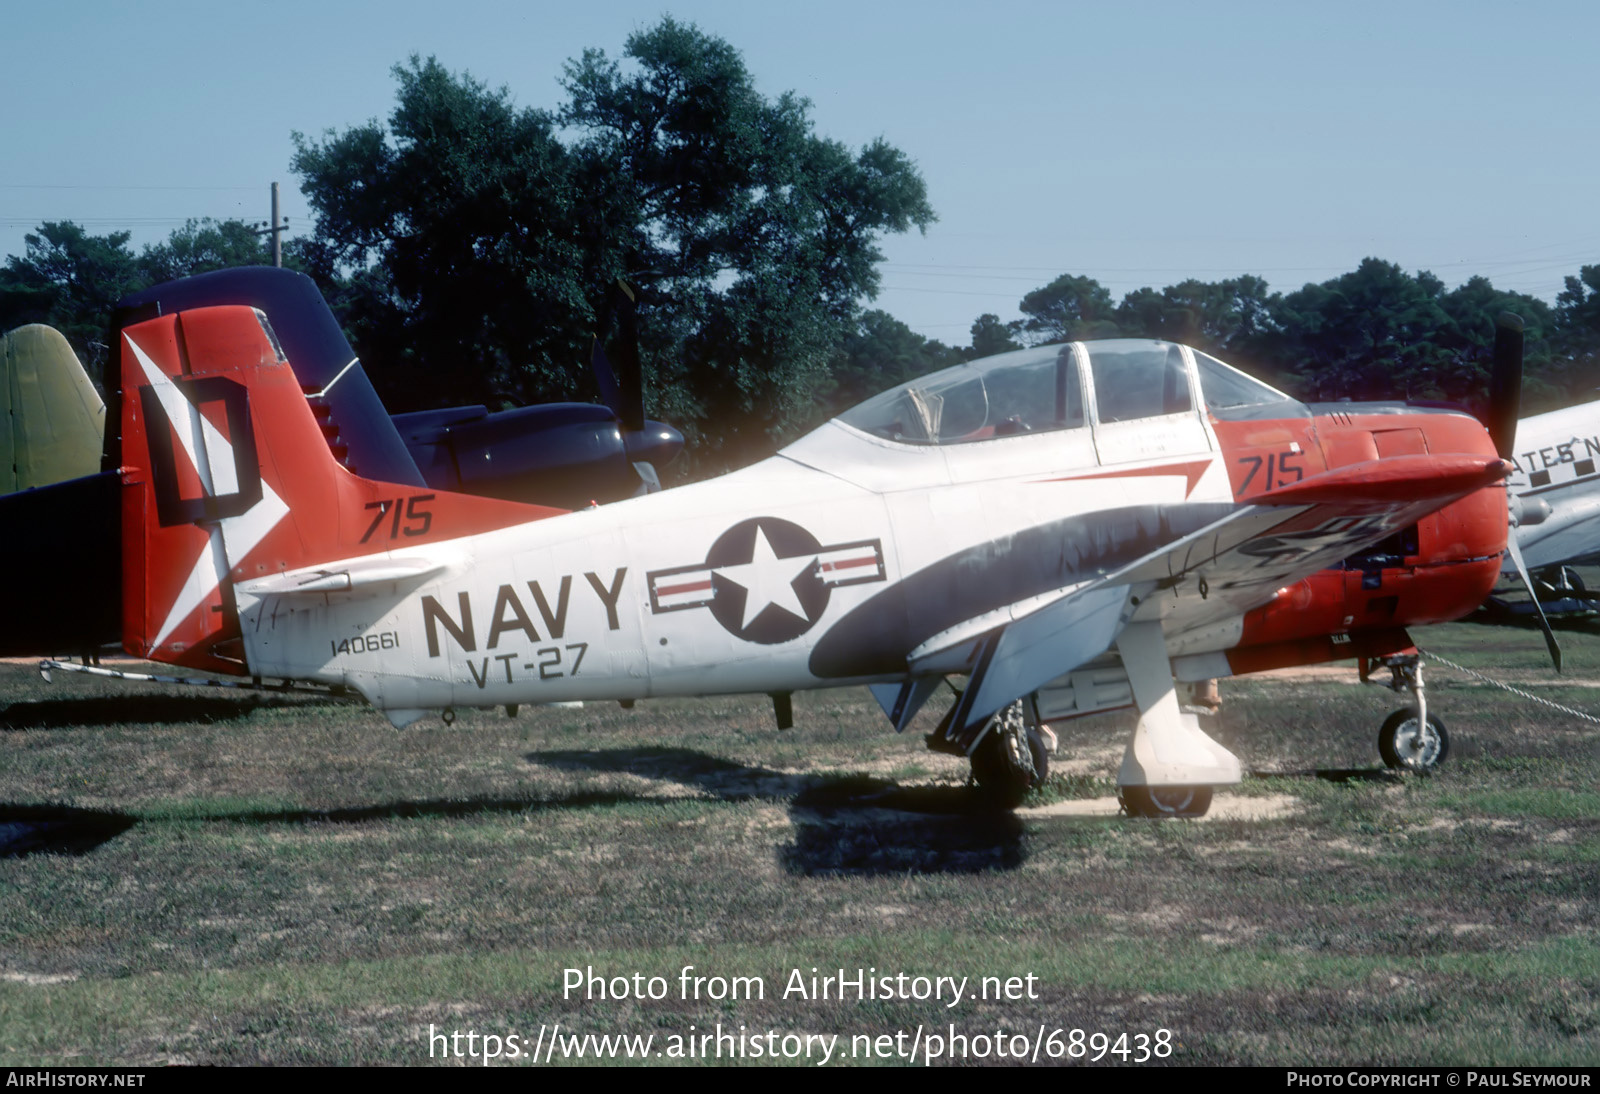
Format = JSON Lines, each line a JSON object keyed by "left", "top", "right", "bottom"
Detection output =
{"left": 236, "top": 556, "right": 450, "bottom": 597}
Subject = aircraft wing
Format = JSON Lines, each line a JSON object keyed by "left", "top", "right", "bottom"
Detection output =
{"left": 909, "top": 453, "right": 1506, "bottom": 751}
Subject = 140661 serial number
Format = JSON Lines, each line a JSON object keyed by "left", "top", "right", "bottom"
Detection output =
{"left": 331, "top": 631, "right": 401, "bottom": 656}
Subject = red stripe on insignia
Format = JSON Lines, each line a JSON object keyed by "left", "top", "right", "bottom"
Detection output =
{"left": 821, "top": 557, "right": 876, "bottom": 572}
{"left": 657, "top": 579, "right": 713, "bottom": 597}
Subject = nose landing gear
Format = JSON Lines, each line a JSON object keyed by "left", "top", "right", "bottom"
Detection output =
{"left": 1365, "top": 653, "right": 1450, "bottom": 773}
{"left": 1378, "top": 708, "right": 1450, "bottom": 771}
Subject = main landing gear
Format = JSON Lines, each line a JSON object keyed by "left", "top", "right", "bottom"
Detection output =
{"left": 1118, "top": 785, "right": 1214, "bottom": 818}
{"left": 968, "top": 699, "right": 1052, "bottom": 808}
{"left": 1365, "top": 653, "right": 1450, "bottom": 773}
{"left": 1114, "top": 621, "right": 1241, "bottom": 818}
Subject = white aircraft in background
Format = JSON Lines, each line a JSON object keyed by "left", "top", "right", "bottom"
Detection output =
{"left": 1504, "top": 396, "right": 1600, "bottom": 595}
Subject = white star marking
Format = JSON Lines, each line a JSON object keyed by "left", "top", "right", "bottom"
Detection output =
{"left": 126, "top": 333, "right": 289, "bottom": 650}
{"left": 712, "top": 526, "right": 816, "bottom": 630}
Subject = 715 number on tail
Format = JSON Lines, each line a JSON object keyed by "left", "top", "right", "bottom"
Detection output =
{"left": 361, "top": 495, "right": 436, "bottom": 542}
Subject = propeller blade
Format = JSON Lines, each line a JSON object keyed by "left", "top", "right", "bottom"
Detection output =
{"left": 1486, "top": 312, "right": 1524, "bottom": 461}
{"left": 1505, "top": 533, "right": 1563, "bottom": 673}
{"left": 631, "top": 460, "right": 662, "bottom": 495}
{"left": 613, "top": 280, "right": 645, "bottom": 434}
{"left": 588, "top": 278, "right": 645, "bottom": 433}
{"left": 589, "top": 336, "right": 624, "bottom": 417}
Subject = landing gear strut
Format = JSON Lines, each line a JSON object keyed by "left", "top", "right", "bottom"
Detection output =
{"left": 1114, "top": 621, "right": 1241, "bottom": 819}
{"left": 1365, "top": 653, "right": 1450, "bottom": 773}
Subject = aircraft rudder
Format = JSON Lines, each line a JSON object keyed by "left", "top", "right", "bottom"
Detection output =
{"left": 117, "top": 304, "right": 563, "bottom": 673}
{"left": 118, "top": 305, "right": 319, "bottom": 670}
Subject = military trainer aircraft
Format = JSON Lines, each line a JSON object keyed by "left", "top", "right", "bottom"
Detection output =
{"left": 72, "top": 297, "right": 1527, "bottom": 817}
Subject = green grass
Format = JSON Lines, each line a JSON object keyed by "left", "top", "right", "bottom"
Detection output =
{"left": 1, "top": 619, "right": 1597, "bottom": 1065}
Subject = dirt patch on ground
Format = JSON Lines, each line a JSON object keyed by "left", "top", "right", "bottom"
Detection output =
{"left": 1018, "top": 791, "right": 1298, "bottom": 821}
{"left": 1046, "top": 744, "right": 1126, "bottom": 776}
{"left": 2, "top": 970, "right": 79, "bottom": 985}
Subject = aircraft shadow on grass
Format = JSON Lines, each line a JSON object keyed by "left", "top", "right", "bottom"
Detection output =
{"left": 0, "top": 694, "right": 331, "bottom": 731}
{"left": 0, "top": 794, "right": 652, "bottom": 858}
{"left": 532, "top": 747, "right": 1026, "bottom": 877}
{"left": 0, "top": 747, "right": 1026, "bottom": 872}
{"left": 0, "top": 804, "right": 136, "bottom": 858}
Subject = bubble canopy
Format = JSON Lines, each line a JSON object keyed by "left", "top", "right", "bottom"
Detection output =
{"left": 836, "top": 339, "right": 1299, "bottom": 445}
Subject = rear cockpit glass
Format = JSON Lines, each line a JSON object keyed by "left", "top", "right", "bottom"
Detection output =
{"left": 1193, "top": 349, "right": 1299, "bottom": 411}
{"left": 1086, "top": 340, "right": 1191, "bottom": 423}
{"left": 838, "top": 345, "right": 1082, "bottom": 445}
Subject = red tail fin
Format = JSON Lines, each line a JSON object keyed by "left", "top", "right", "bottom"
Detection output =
{"left": 119, "top": 305, "right": 561, "bottom": 673}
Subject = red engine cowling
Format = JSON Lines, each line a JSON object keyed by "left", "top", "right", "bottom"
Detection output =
{"left": 1214, "top": 409, "right": 1506, "bottom": 673}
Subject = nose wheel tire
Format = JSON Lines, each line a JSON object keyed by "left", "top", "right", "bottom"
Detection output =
{"left": 1118, "top": 785, "right": 1213, "bottom": 818}
{"left": 1378, "top": 709, "right": 1449, "bottom": 772}
{"left": 970, "top": 700, "right": 1050, "bottom": 808}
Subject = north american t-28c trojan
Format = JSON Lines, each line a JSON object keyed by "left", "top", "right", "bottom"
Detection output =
{"left": 95, "top": 302, "right": 1523, "bottom": 816}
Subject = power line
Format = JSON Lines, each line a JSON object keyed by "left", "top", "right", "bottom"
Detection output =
{"left": 0, "top": 183, "right": 266, "bottom": 192}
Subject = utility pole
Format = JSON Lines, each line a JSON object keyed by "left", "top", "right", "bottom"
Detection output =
{"left": 257, "top": 182, "right": 289, "bottom": 266}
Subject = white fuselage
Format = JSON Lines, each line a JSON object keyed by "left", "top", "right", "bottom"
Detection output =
{"left": 1505, "top": 398, "right": 1600, "bottom": 572}
{"left": 238, "top": 412, "right": 1232, "bottom": 716}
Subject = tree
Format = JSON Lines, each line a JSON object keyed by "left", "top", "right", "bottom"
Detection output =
{"left": 1437, "top": 276, "right": 1558, "bottom": 413}
{"left": 966, "top": 313, "right": 1022, "bottom": 359}
{"left": 1016, "top": 274, "right": 1117, "bottom": 344}
{"left": 0, "top": 221, "right": 141, "bottom": 384}
{"left": 819, "top": 309, "right": 961, "bottom": 416}
{"left": 1262, "top": 259, "right": 1457, "bottom": 401}
{"left": 1114, "top": 276, "right": 1277, "bottom": 359}
{"left": 292, "top": 56, "right": 586, "bottom": 413}
{"left": 137, "top": 218, "right": 277, "bottom": 285}
{"left": 293, "top": 20, "right": 935, "bottom": 469}
{"left": 1552, "top": 265, "right": 1600, "bottom": 404}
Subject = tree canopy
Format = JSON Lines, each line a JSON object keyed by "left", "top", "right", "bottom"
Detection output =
{"left": 291, "top": 18, "right": 936, "bottom": 467}
{"left": 0, "top": 219, "right": 276, "bottom": 383}
{"left": 1, "top": 15, "right": 1595, "bottom": 452}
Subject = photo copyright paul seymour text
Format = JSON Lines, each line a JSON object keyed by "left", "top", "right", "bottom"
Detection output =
{"left": 1287, "top": 1075, "right": 1591, "bottom": 1088}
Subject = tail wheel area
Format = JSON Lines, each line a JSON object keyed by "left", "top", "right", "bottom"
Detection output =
{"left": 1119, "top": 785, "right": 1213, "bottom": 819}
{"left": 1378, "top": 709, "right": 1450, "bottom": 772}
{"left": 970, "top": 700, "right": 1049, "bottom": 808}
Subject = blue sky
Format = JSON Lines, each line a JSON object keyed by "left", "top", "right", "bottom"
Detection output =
{"left": 3, "top": 1, "right": 1596, "bottom": 342}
